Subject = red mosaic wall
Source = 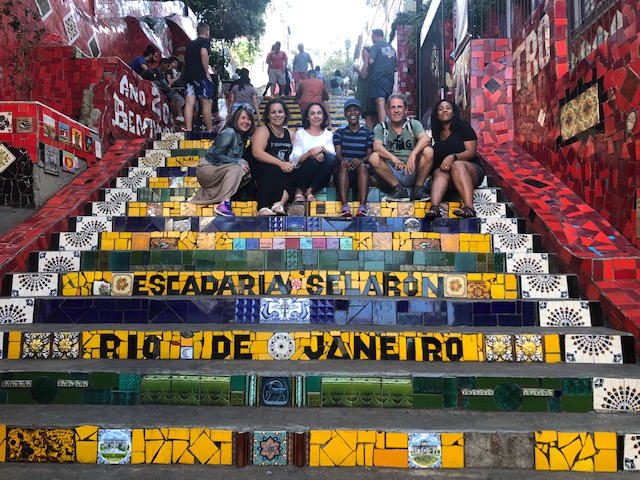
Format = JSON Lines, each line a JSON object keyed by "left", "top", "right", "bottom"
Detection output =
{"left": 0, "top": 0, "right": 196, "bottom": 102}
{"left": 396, "top": 24, "right": 417, "bottom": 115}
{"left": 511, "top": 0, "right": 640, "bottom": 246}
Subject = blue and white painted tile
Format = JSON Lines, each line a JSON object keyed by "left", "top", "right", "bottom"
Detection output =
{"left": 37, "top": 251, "right": 81, "bottom": 272}
{"left": 260, "top": 298, "right": 310, "bottom": 323}
{"left": 492, "top": 234, "right": 534, "bottom": 253}
{"left": 565, "top": 334, "right": 623, "bottom": 364}
{"left": 97, "top": 429, "right": 132, "bottom": 464}
{"left": 104, "top": 188, "right": 137, "bottom": 202}
{"left": 505, "top": 253, "right": 549, "bottom": 274}
{"left": 58, "top": 231, "right": 100, "bottom": 251}
{"left": 481, "top": 218, "right": 519, "bottom": 235}
{"left": 11, "top": 273, "right": 58, "bottom": 297}
{"left": 91, "top": 202, "right": 127, "bottom": 216}
{"left": 520, "top": 275, "right": 569, "bottom": 299}
{"left": 538, "top": 300, "right": 591, "bottom": 327}
{"left": 75, "top": 216, "right": 113, "bottom": 233}
{"left": 473, "top": 188, "right": 498, "bottom": 204}
{"left": 408, "top": 433, "right": 441, "bottom": 468}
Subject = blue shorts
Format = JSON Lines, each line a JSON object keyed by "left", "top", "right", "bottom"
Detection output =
{"left": 370, "top": 76, "right": 394, "bottom": 100}
{"left": 185, "top": 79, "right": 214, "bottom": 99}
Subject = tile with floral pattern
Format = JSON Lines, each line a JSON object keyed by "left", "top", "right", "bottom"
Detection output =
{"left": 253, "top": 431, "right": 287, "bottom": 465}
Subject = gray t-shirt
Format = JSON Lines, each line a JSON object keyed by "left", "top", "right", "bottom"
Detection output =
{"left": 293, "top": 51, "right": 313, "bottom": 73}
{"left": 369, "top": 40, "right": 397, "bottom": 82}
{"left": 373, "top": 119, "right": 425, "bottom": 164}
{"left": 231, "top": 84, "right": 258, "bottom": 105}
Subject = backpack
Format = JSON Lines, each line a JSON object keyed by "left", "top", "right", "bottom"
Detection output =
{"left": 380, "top": 119, "right": 414, "bottom": 145}
{"left": 330, "top": 77, "right": 339, "bottom": 88}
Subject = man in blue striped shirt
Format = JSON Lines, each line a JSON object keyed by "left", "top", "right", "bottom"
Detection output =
{"left": 333, "top": 99, "right": 374, "bottom": 217}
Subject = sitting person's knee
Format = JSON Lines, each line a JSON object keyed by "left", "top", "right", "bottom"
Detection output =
{"left": 368, "top": 152, "right": 382, "bottom": 167}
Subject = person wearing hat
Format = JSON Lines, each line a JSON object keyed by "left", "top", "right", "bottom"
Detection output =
{"left": 333, "top": 98, "right": 373, "bottom": 217}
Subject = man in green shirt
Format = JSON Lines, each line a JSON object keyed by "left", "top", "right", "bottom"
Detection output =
{"left": 369, "top": 94, "right": 434, "bottom": 201}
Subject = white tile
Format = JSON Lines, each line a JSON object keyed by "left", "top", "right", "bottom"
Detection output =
{"left": 153, "top": 139, "right": 179, "bottom": 149}
{"left": 520, "top": 274, "right": 569, "bottom": 299}
{"left": 481, "top": 218, "right": 519, "bottom": 235}
{"left": 475, "top": 203, "right": 507, "bottom": 218}
{"left": 160, "top": 132, "right": 185, "bottom": 141}
{"left": 0, "top": 333, "right": 4, "bottom": 358}
{"left": 0, "top": 298, "right": 34, "bottom": 324}
{"left": 98, "top": 429, "right": 132, "bottom": 464}
{"left": 127, "top": 166, "right": 157, "bottom": 178}
{"left": 408, "top": 433, "right": 442, "bottom": 468}
{"left": 506, "top": 253, "right": 549, "bottom": 274}
{"left": 260, "top": 298, "right": 310, "bottom": 323}
{"left": 37, "top": 251, "right": 81, "bottom": 272}
{"left": 443, "top": 274, "right": 467, "bottom": 298}
{"left": 104, "top": 188, "right": 137, "bottom": 202}
{"left": 624, "top": 434, "right": 640, "bottom": 470}
{"left": 593, "top": 378, "right": 640, "bottom": 412}
{"left": 59, "top": 231, "right": 99, "bottom": 251}
{"left": 91, "top": 202, "right": 127, "bottom": 216}
{"left": 115, "top": 176, "right": 148, "bottom": 188}
{"left": 538, "top": 300, "right": 591, "bottom": 327}
{"left": 167, "top": 218, "right": 192, "bottom": 231}
{"left": 144, "top": 149, "right": 171, "bottom": 158}
{"left": 75, "top": 216, "right": 112, "bottom": 233}
{"left": 565, "top": 335, "right": 623, "bottom": 363}
{"left": 111, "top": 273, "right": 134, "bottom": 296}
{"left": 136, "top": 156, "right": 166, "bottom": 168}
{"left": 492, "top": 234, "right": 534, "bottom": 253}
{"left": 268, "top": 333, "right": 296, "bottom": 360}
{"left": 11, "top": 273, "right": 58, "bottom": 297}
{"left": 473, "top": 188, "right": 498, "bottom": 204}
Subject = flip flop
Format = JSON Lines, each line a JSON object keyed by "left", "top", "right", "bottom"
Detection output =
{"left": 294, "top": 193, "right": 305, "bottom": 202}
{"left": 271, "top": 203, "right": 287, "bottom": 216}
{"left": 306, "top": 193, "right": 317, "bottom": 202}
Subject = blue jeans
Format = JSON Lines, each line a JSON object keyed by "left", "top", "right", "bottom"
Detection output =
{"left": 295, "top": 152, "right": 337, "bottom": 193}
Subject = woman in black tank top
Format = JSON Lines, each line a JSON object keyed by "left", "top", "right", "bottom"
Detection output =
{"left": 250, "top": 98, "right": 297, "bottom": 215}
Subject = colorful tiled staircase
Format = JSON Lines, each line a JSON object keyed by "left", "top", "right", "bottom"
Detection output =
{"left": 1, "top": 133, "right": 640, "bottom": 475}
{"left": 259, "top": 95, "right": 349, "bottom": 128}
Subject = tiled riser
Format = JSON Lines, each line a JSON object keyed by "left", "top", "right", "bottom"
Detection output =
{"left": 2, "top": 372, "right": 635, "bottom": 413}
{"left": 32, "top": 250, "right": 554, "bottom": 274}
{"left": 8, "top": 271, "right": 582, "bottom": 300}
{"left": 27, "top": 298, "right": 597, "bottom": 328}
{"left": 1, "top": 330, "right": 634, "bottom": 363}
{"left": 63, "top": 231, "right": 540, "bottom": 254}
{"left": 0, "top": 425, "right": 634, "bottom": 471}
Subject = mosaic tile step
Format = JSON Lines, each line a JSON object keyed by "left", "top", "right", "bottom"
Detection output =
{"left": 0, "top": 328, "right": 634, "bottom": 363}
{"left": 86, "top": 231, "right": 541, "bottom": 254}
{"left": 89, "top": 200, "right": 514, "bottom": 220}
{"left": 66, "top": 215, "right": 497, "bottom": 235}
{"left": 28, "top": 250, "right": 557, "bottom": 276}
{"left": 7, "top": 270, "right": 582, "bottom": 299}
{"left": 14, "top": 297, "right": 598, "bottom": 328}
{"left": 1, "top": 369, "right": 636, "bottom": 414}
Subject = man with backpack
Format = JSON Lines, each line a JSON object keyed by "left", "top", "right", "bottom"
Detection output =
{"left": 369, "top": 94, "right": 433, "bottom": 202}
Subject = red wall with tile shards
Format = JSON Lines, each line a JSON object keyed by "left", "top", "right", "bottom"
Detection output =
{"left": 511, "top": 0, "right": 640, "bottom": 246}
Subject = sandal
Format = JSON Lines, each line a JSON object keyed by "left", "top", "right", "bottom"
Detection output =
{"left": 258, "top": 207, "right": 275, "bottom": 216}
{"left": 453, "top": 205, "right": 476, "bottom": 218}
{"left": 294, "top": 193, "right": 305, "bottom": 202}
{"left": 306, "top": 193, "right": 316, "bottom": 202}
{"left": 425, "top": 204, "right": 442, "bottom": 219}
{"left": 271, "top": 203, "right": 287, "bottom": 216}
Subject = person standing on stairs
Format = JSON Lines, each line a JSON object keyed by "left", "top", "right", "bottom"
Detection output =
{"left": 188, "top": 107, "right": 255, "bottom": 217}
{"left": 250, "top": 98, "right": 297, "bottom": 216}
{"left": 425, "top": 99, "right": 485, "bottom": 219}
{"left": 333, "top": 99, "right": 373, "bottom": 217}
{"left": 330, "top": 70, "right": 344, "bottom": 96}
{"left": 369, "top": 28, "right": 397, "bottom": 124}
{"left": 293, "top": 43, "right": 314, "bottom": 92}
{"left": 265, "top": 41, "right": 288, "bottom": 97}
{"left": 353, "top": 45, "right": 377, "bottom": 130}
{"left": 368, "top": 94, "right": 433, "bottom": 202}
{"left": 291, "top": 102, "right": 337, "bottom": 202}
{"left": 183, "top": 23, "right": 214, "bottom": 133}
{"left": 228, "top": 68, "right": 261, "bottom": 121}
{"left": 295, "top": 70, "right": 331, "bottom": 126}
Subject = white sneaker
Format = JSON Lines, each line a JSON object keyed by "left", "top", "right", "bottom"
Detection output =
{"left": 258, "top": 207, "right": 275, "bottom": 216}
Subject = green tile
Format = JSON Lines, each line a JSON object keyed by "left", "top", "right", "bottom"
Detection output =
{"left": 246, "top": 251, "right": 266, "bottom": 270}
{"left": 112, "top": 391, "right": 140, "bottom": 405}
{"left": 81, "top": 251, "right": 97, "bottom": 270}
{"left": 412, "top": 394, "right": 443, "bottom": 409}
{"left": 140, "top": 375, "right": 171, "bottom": 404}
{"left": 381, "top": 378, "right": 412, "bottom": 408}
{"left": 541, "top": 378, "right": 562, "bottom": 389}
{"left": 109, "top": 251, "right": 131, "bottom": 271}
{"left": 547, "top": 397, "right": 562, "bottom": 412}
{"left": 130, "top": 251, "right": 150, "bottom": 267}
{"left": 562, "top": 378, "right": 592, "bottom": 395}
{"left": 0, "top": 389, "right": 7, "bottom": 404}
{"left": 318, "top": 251, "right": 339, "bottom": 270}
{"left": 265, "top": 250, "right": 285, "bottom": 270}
{"left": 466, "top": 397, "right": 498, "bottom": 411}
{"left": 171, "top": 375, "right": 201, "bottom": 406}
{"left": 230, "top": 375, "right": 246, "bottom": 392}
{"left": 301, "top": 251, "right": 319, "bottom": 269}
{"left": 457, "top": 377, "right": 475, "bottom": 388}
{"left": 519, "top": 397, "right": 551, "bottom": 412}
{"left": 560, "top": 395, "right": 593, "bottom": 412}
{"left": 199, "top": 375, "right": 231, "bottom": 406}
{"left": 89, "top": 372, "right": 120, "bottom": 389}
{"left": 413, "top": 377, "right": 443, "bottom": 394}
{"left": 338, "top": 260, "right": 359, "bottom": 271}
{"left": 82, "top": 388, "right": 113, "bottom": 405}
{"left": 474, "top": 377, "right": 502, "bottom": 388}
{"left": 493, "top": 382, "right": 523, "bottom": 411}
{"left": 351, "top": 378, "right": 383, "bottom": 408}
{"left": 306, "top": 376, "right": 322, "bottom": 393}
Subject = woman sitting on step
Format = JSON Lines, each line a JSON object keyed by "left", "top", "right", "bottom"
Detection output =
{"left": 250, "top": 98, "right": 296, "bottom": 216}
{"left": 188, "top": 107, "right": 255, "bottom": 217}
{"left": 290, "top": 102, "right": 337, "bottom": 202}
{"left": 425, "top": 99, "right": 485, "bottom": 219}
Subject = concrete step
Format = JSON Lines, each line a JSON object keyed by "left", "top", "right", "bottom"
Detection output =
{"left": 0, "top": 405, "right": 637, "bottom": 471}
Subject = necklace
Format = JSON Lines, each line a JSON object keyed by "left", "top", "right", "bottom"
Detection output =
{"left": 271, "top": 126, "right": 285, "bottom": 138}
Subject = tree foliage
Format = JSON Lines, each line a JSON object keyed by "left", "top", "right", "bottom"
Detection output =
{"left": 186, "top": 0, "right": 272, "bottom": 42}
{"left": 230, "top": 38, "right": 261, "bottom": 67}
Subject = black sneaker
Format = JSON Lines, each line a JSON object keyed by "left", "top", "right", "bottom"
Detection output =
{"left": 411, "top": 186, "right": 431, "bottom": 202}
{"left": 382, "top": 186, "right": 410, "bottom": 202}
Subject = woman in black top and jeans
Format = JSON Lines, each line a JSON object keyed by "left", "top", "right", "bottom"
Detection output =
{"left": 426, "top": 99, "right": 485, "bottom": 218}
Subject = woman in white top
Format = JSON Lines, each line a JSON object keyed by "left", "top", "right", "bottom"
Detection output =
{"left": 290, "top": 102, "right": 337, "bottom": 201}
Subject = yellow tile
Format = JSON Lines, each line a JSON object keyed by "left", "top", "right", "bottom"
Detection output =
{"left": 572, "top": 458, "right": 595, "bottom": 471}
{"left": 0, "top": 424, "right": 5, "bottom": 462}
{"left": 337, "top": 430, "right": 357, "bottom": 450}
{"left": 220, "top": 442, "right": 233, "bottom": 465}
{"left": 549, "top": 446, "right": 571, "bottom": 470}
{"left": 190, "top": 430, "right": 219, "bottom": 464}
{"left": 132, "top": 428, "right": 145, "bottom": 453}
{"left": 309, "top": 444, "right": 320, "bottom": 466}
{"left": 594, "top": 448, "right": 617, "bottom": 472}
{"left": 7, "top": 331, "right": 22, "bottom": 359}
{"left": 76, "top": 425, "right": 99, "bottom": 441}
{"left": 364, "top": 443, "right": 374, "bottom": 467}
{"left": 168, "top": 428, "right": 190, "bottom": 441}
{"left": 209, "top": 430, "right": 232, "bottom": 442}
{"left": 442, "top": 445, "right": 464, "bottom": 468}
{"left": 145, "top": 428, "right": 166, "bottom": 440}
{"left": 75, "top": 440, "right": 97, "bottom": 463}
{"left": 385, "top": 432, "right": 408, "bottom": 449}
{"left": 174, "top": 441, "right": 192, "bottom": 463}
{"left": 375, "top": 431, "right": 386, "bottom": 449}
{"left": 131, "top": 452, "right": 145, "bottom": 464}
{"left": 373, "top": 448, "right": 408, "bottom": 468}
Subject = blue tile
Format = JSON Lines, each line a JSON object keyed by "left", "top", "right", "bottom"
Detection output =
{"left": 285, "top": 216, "right": 306, "bottom": 231}
{"left": 300, "top": 238, "right": 313, "bottom": 249}
{"left": 373, "top": 301, "right": 397, "bottom": 325}
{"left": 498, "top": 315, "right": 523, "bottom": 327}
{"left": 422, "top": 313, "right": 447, "bottom": 326}
{"left": 523, "top": 302, "right": 536, "bottom": 326}
{"left": 235, "top": 299, "right": 260, "bottom": 323}
{"left": 473, "top": 302, "right": 492, "bottom": 314}
{"left": 306, "top": 217, "right": 321, "bottom": 232}
{"left": 448, "top": 302, "right": 473, "bottom": 326}
{"left": 260, "top": 377, "right": 291, "bottom": 407}
{"left": 346, "top": 300, "right": 372, "bottom": 324}
{"left": 473, "top": 315, "right": 498, "bottom": 326}
{"left": 397, "top": 301, "right": 409, "bottom": 313}
{"left": 246, "top": 238, "right": 260, "bottom": 250}
{"left": 232, "top": 238, "right": 246, "bottom": 250}
{"left": 491, "top": 301, "right": 516, "bottom": 314}
{"left": 398, "top": 313, "right": 422, "bottom": 325}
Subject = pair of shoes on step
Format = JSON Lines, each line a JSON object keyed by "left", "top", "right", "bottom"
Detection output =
{"left": 382, "top": 185, "right": 430, "bottom": 202}
{"left": 340, "top": 204, "right": 368, "bottom": 217}
{"left": 258, "top": 203, "right": 287, "bottom": 216}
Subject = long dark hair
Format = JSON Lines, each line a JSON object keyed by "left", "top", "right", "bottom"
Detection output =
{"left": 430, "top": 99, "right": 463, "bottom": 140}
{"left": 230, "top": 106, "right": 256, "bottom": 137}
{"left": 302, "top": 102, "right": 329, "bottom": 130}
{"left": 237, "top": 68, "right": 251, "bottom": 91}
{"left": 262, "top": 98, "right": 290, "bottom": 125}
